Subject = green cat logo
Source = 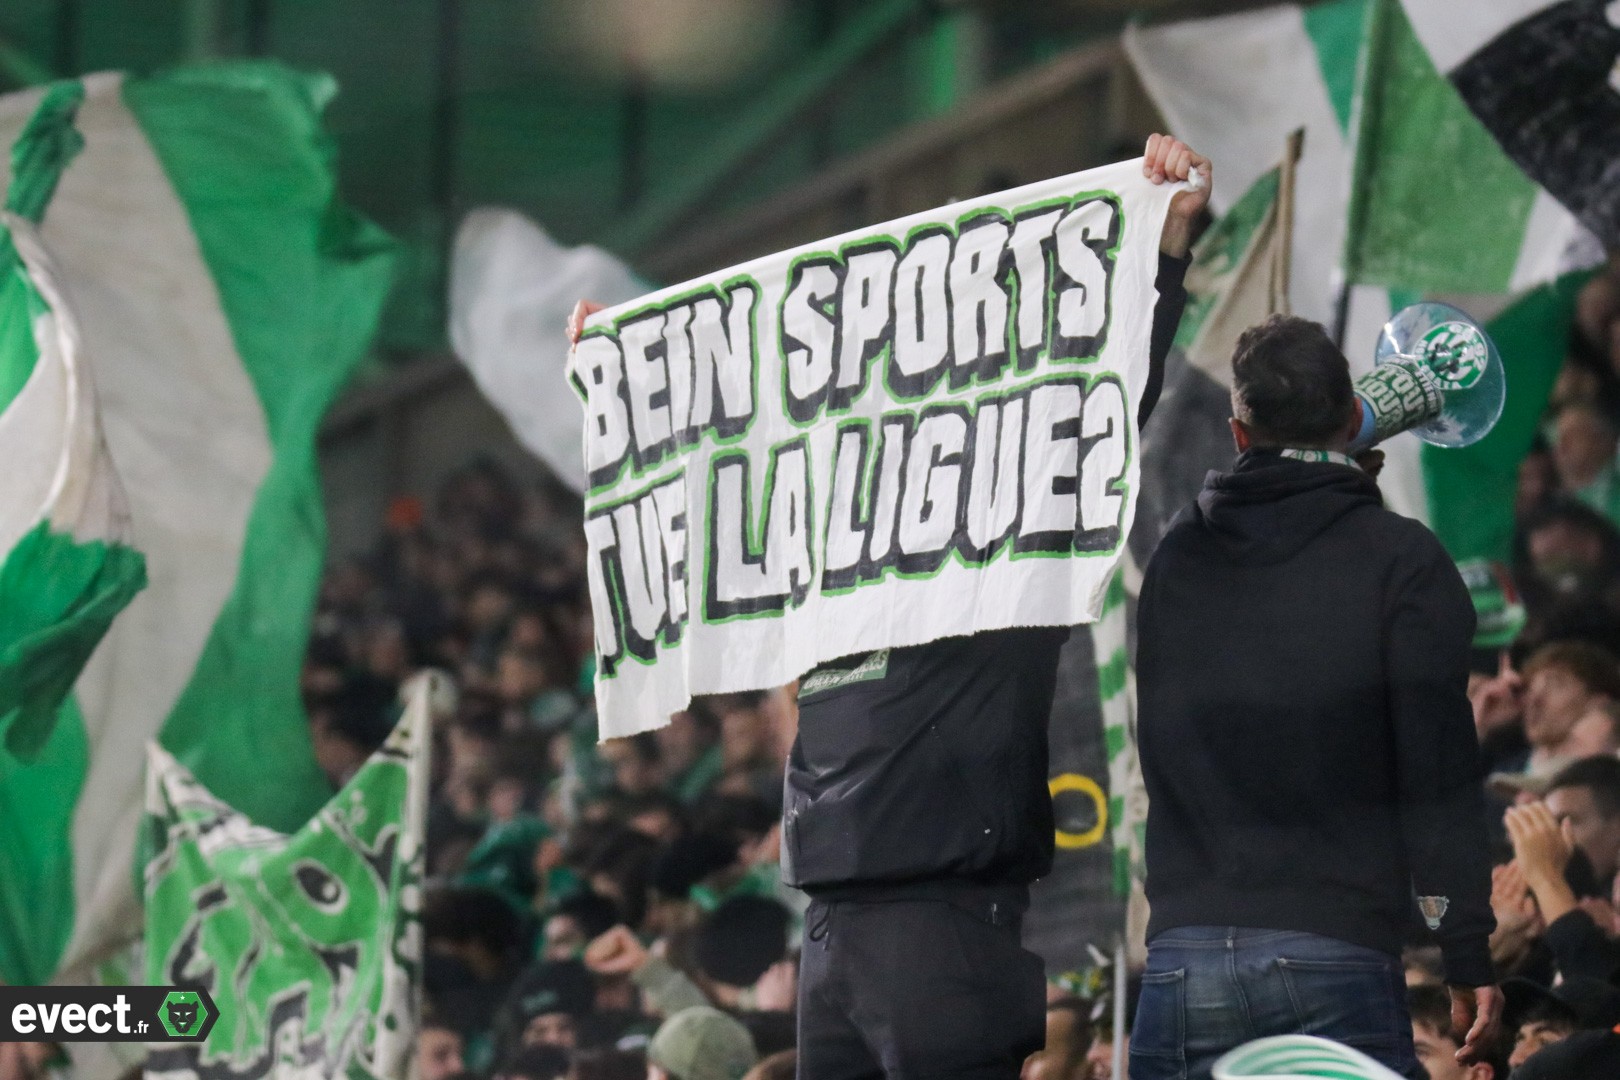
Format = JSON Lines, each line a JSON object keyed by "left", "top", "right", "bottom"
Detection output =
{"left": 158, "top": 991, "right": 209, "bottom": 1039}
{"left": 1420, "top": 321, "right": 1487, "bottom": 391}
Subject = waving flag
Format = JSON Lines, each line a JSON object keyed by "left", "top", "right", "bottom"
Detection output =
{"left": 0, "top": 84, "right": 144, "bottom": 763}
{"left": 0, "top": 65, "right": 396, "bottom": 987}
{"left": 144, "top": 679, "right": 428, "bottom": 1080}
{"left": 1399, "top": 0, "right": 1620, "bottom": 252}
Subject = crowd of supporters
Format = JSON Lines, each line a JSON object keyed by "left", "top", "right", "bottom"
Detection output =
{"left": 305, "top": 462, "right": 800, "bottom": 1080}
{"left": 303, "top": 261, "right": 1620, "bottom": 1080}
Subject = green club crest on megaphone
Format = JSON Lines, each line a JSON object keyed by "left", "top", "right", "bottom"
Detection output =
{"left": 1348, "top": 302, "right": 1506, "bottom": 452}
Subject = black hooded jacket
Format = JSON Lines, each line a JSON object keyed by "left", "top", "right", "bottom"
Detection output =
{"left": 781, "top": 253, "right": 1190, "bottom": 895}
{"left": 1137, "top": 450, "right": 1495, "bottom": 986}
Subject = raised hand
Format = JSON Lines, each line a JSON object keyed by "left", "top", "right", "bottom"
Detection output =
{"left": 1143, "top": 132, "right": 1212, "bottom": 258}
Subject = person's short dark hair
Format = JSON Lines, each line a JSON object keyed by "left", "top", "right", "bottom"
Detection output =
{"left": 1547, "top": 755, "right": 1620, "bottom": 819}
{"left": 622, "top": 730, "right": 662, "bottom": 765}
{"left": 620, "top": 790, "right": 689, "bottom": 829}
{"left": 695, "top": 897, "right": 791, "bottom": 987}
{"left": 1408, "top": 984, "right": 1457, "bottom": 1039}
{"left": 422, "top": 885, "right": 529, "bottom": 961}
{"left": 1230, "top": 315, "right": 1355, "bottom": 447}
{"left": 1522, "top": 641, "right": 1620, "bottom": 700}
{"left": 550, "top": 890, "right": 622, "bottom": 941}
{"left": 1410, "top": 985, "right": 1509, "bottom": 1079}
{"left": 499, "top": 1044, "right": 570, "bottom": 1080}
{"left": 305, "top": 672, "right": 398, "bottom": 751}
{"left": 690, "top": 793, "right": 779, "bottom": 843}
{"left": 651, "top": 831, "right": 741, "bottom": 900}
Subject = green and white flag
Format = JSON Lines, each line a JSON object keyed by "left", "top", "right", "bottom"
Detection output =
{"left": 144, "top": 677, "right": 429, "bottom": 1080}
{"left": 1214, "top": 1035, "right": 1403, "bottom": 1079}
{"left": 0, "top": 84, "right": 145, "bottom": 763}
{"left": 1126, "top": 0, "right": 1595, "bottom": 303}
{"left": 0, "top": 65, "right": 396, "bottom": 988}
{"left": 1125, "top": 0, "right": 1594, "bottom": 558}
{"left": 1399, "top": 0, "right": 1620, "bottom": 253}
{"left": 1341, "top": 0, "right": 1600, "bottom": 293}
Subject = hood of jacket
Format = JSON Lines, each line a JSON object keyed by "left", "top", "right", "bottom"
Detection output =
{"left": 1192, "top": 449, "right": 1383, "bottom": 565}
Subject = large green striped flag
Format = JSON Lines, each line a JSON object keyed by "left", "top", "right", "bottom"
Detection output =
{"left": 1399, "top": 0, "right": 1620, "bottom": 253}
{"left": 0, "top": 84, "right": 146, "bottom": 764}
{"left": 0, "top": 65, "right": 396, "bottom": 988}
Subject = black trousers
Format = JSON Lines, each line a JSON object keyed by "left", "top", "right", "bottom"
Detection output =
{"left": 796, "top": 886, "right": 1046, "bottom": 1080}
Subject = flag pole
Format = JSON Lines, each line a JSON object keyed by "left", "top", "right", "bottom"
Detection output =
{"left": 1112, "top": 934, "right": 1127, "bottom": 1079}
{"left": 1271, "top": 128, "right": 1304, "bottom": 317}
{"left": 1333, "top": 0, "right": 1396, "bottom": 347}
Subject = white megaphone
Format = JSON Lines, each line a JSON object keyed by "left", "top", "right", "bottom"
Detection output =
{"left": 1347, "top": 302, "right": 1506, "bottom": 453}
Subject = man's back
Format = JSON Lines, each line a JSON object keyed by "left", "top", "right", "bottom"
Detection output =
{"left": 1137, "top": 450, "right": 1492, "bottom": 968}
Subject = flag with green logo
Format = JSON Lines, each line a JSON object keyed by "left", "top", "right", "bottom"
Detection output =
{"left": 0, "top": 65, "right": 396, "bottom": 988}
{"left": 143, "top": 680, "right": 428, "bottom": 1080}
{"left": 0, "top": 83, "right": 146, "bottom": 764}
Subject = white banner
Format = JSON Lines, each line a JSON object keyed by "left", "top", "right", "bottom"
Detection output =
{"left": 572, "top": 159, "right": 1177, "bottom": 737}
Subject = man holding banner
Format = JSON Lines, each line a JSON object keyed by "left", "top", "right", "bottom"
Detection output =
{"left": 570, "top": 132, "right": 1208, "bottom": 1078}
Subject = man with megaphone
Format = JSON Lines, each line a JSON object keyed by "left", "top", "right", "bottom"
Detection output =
{"left": 1131, "top": 314, "right": 1502, "bottom": 1080}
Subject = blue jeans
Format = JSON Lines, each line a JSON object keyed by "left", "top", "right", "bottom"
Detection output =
{"left": 1129, "top": 927, "right": 1421, "bottom": 1080}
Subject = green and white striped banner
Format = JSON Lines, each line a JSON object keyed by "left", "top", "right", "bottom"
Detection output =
{"left": 0, "top": 84, "right": 145, "bottom": 766}
{"left": 0, "top": 65, "right": 395, "bottom": 987}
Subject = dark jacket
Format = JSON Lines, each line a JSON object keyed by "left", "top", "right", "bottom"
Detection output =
{"left": 1137, "top": 450, "right": 1496, "bottom": 986}
{"left": 781, "top": 253, "right": 1189, "bottom": 894}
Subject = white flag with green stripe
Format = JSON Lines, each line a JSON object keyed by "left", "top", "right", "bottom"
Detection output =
{"left": 0, "top": 83, "right": 145, "bottom": 765}
{"left": 0, "top": 65, "right": 395, "bottom": 987}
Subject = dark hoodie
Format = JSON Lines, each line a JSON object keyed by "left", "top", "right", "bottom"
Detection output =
{"left": 1137, "top": 450, "right": 1495, "bottom": 986}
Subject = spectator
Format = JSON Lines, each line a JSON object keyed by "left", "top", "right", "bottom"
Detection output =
{"left": 646, "top": 1007, "right": 758, "bottom": 1080}
{"left": 1083, "top": 976, "right": 1136, "bottom": 1080}
{"left": 1511, "top": 642, "right": 1620, "bottom": 777}
{"left": 305, "top": 673, "right": 398, "bottom": 789}
{"left": 692, "top": 897, "right": 793, "bottom": 1007}
{"left": 1512, "top": 501, "right": 1620, "bottom": 654}
{"left": 657, "top": 711, "right": 725, "bottom": 804}
{"left": 1499, "top": 977, "right": 1620, "bottom": 1072}
{"left": 599, "top": 733, "right": 664, "bottom": 798}
{"left": 1408, "top": 983, "right": 1504, "bottom": 1080}
{"left": 1511, "top": 1028, "right": 1620, "bottom": 1078}
{"left": 1544, "top": 756, "right": 1620, "bottom": 891}
{"left": 1552, "top": 404, "right": 1620, "bottom": 521}
{"left": 491, "top": 958, "right": 596, "bottom": 1065}
{"left": 541, "top": 891, "right": 622, "bottom": 963}
{"left": 416, "top": 1019, "right": 466, "bottom": 1080}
